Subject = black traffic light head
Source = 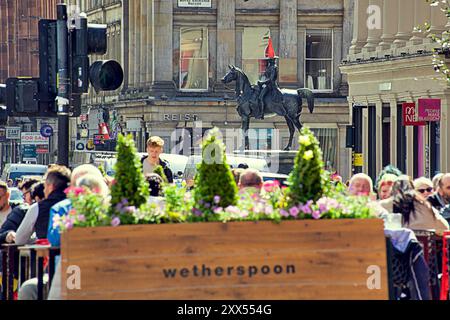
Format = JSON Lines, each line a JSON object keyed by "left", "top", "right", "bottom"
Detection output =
{"left": 70, "top": 17, "right": 123, "bottom": 95}
{"left": 89, "top": 60, "right": 124, "bottom": 93}
{"left": 5, "top": 77, "right": 56, "bottom": 117}
{"left": 0, "top": 84, "right": 6, "bottom": 106}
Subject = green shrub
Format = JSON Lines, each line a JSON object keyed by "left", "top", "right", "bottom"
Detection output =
{"left": 193, "top": 128, "right": 238, "bottom": 219}
{"left": 286, "top": 127, "right": 326, "bottom": 207}
{"left": 110, "top": 134, "right": 149, "bottom": 223}
{"left": 153, "top": 165, "right": 168, "bottom": 183}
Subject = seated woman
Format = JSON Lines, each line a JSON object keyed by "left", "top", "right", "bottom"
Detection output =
{"left": 380, "top": 175, "right": 449, "bottom": 236}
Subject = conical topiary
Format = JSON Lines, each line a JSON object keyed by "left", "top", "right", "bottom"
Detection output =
{"left": 286, "top": 127, "right": 326, "bottom": 207}
{"left": 110, "top": 134, "right": 149, "bottom": 222}
{"left": 193, "top": 127, "right": 238, "bottom": 218}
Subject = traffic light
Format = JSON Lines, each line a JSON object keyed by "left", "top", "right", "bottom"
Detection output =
{"left": 0, "top": 83, "right": 5, "bottom": 105}
{"left": 69, "top": 15, "right": 123, "bottom": 114}
{"left": 0, "top": 84, "right": 6, "bottom": 125}
{"left": 70, "top": 16, "right": 124, "bottom": 94}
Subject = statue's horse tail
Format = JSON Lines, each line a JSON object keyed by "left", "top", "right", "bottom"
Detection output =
{"left": 297, "top": 88, "right": 315, "bottom": 114}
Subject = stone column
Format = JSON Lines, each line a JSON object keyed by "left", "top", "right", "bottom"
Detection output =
{"left": 140, "top": 0, "right": 148, "bottom": 87}
{"left": 153, "top": 0, "right": 174, "bottom": 89}
{"left": 217, "top": 0, "right": 236, "bottom": 82}
{"left": 362, "top": 0, "right": 383, "bottom": 52}
{"left": 393, "top": 0, "right": 414, "bottom": 48}
{"left": 374, "top": 101, "right": 382, "bottom": 175}
{"left": 147, "top": 0, "right": 153, "bottom": 85}
{"left": 279, "top": 0, "right": 297, "bottom": 83}
{"left": 349, "top": 0, "right": 369, "bottom": 54}
{"left": 428, "top": 2, "right": 448, "bottom": 38}
{"left": 342, "top": 0, "right": 354, "bottom": 59}
{"left": 409, "top": 0, "right": 431, "bottom": 45}
{"left": 378, "top": 0, "right": 398, "bottom": 50}
{"left": 128, "top": 0, "right": 135, "bottom": 88}
{"left": 134, "top": 0, "right": 141, "bottom": 87}
{"left": 389, "top": 99, "right": 397, "bottom": 167}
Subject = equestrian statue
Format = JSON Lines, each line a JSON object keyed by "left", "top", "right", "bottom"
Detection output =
{"left": 221, "top": 55, "right": 315, "bottom": 151}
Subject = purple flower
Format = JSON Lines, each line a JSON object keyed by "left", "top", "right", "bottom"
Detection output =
{"left": 214, "top": 195, "right": 221, "bottom": 204}
{"left": 111, "top": 217, "right": 121, "bottom": 227}
{"left": 213, "top": 207, "right": 223, "bottom": 214}
{"left": 204, "top": 202, "right": 211, "bottom": 209}
{"left": 225, "top": 206, "right": 240, "bottom": 215}
{"left": 124, "top": 206, "right": 137, "bottom": 214}
{"left": 193, "top": 208, "right": 203, "bottom": 216}
{"left": 280, "top": 209, "right": 289, "bottom": 217}
{"left": 300, "top": 203, "right": 312, "bottom": 215}
{"left": 289, "top": 206, "right": 300, "bottom": 218}
{"left": 65, "top": 219, "right": 74, "bottom": 230}
{"left": 198, "top": 199, "right": 204, "bottom": 205}
{"left": 265, "top": 206, "right": 273, "bottom": 215}
{"left": 120, "top": 198, "right": 129, "bottom": 206}
{"left": 312, "top": 210, "right": 321, "bottom": 220}
{"left": 318, "top": 203, "right": 328, "bottom": 213}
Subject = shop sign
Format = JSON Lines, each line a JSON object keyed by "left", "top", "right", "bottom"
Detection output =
{"left": 163, "top": 114, "right": 199, "bottom": 122}
{"left": 178, "top": 0, "right": 211, "bottom": 8}
{"left": 36, "top": 145, "right": 49, "bottom": 154}
{"left": 418, "top": 99, "right": 441, "bottom": 122}
{"left": 402, "top": 103, "right": 425, "bottom": 126}
{"left": 6, "top": 127, "right": 21, "bottom": 140}
{"left": 22, "top": 145, "right": 37, "bottom": 161}
{"left": 21, "top": 132, "right": 49, "bottom": 145}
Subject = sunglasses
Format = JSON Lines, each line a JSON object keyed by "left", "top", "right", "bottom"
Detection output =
{"left": 417, "top": 188, "right": 433, "bottom": 194}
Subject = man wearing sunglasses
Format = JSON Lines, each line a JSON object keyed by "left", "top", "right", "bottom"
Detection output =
{"left": 427, "top": 173, "right": 450, "bottom": 212}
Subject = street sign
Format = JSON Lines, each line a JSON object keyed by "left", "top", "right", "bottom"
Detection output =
{"left": 418, "top": 99, "right": 441, "bottom": 122}
{"left": 75, "top": 139, "right": 88, "bottom": 151}
{"left": 36, "top": 144, "right": 49, "bottom": 154}
{"left": 6, "top": 126, "right": 21, "bottom": 140}
{"left": 93, "top": 134, "right": 105, "bottom": 145}
{"left": 22, "top": 144, "right": 37, "bottom": 160}
{"left": 354, "top": 153, "right": 363, "bottom": 167}
{"left": 0, "top": 127, "right": 6, "bottom": 143}
{"left": 40, "top": 124, "right": 54, "bottom": 137}
{"left": 21, "top": 132, "right": 49, "bottom": 145}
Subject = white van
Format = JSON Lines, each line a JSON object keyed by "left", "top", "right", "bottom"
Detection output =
{"left": 183, "top": 154, "right": 270, "bottom": 183}
{"left": 1, "top": 163, "right": 48, "bottom": 181}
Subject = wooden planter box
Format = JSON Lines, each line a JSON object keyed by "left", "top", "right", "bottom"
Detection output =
{"left": 61, "top": 219, "right": 389, "bottom": 300}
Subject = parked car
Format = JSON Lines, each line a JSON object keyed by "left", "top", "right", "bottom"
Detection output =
{"left": 1, "top": 163, "right": 48, "bottom": 182}
{"left": 9, "top": 187, "right": 24, "bottom": 206}
{"left": 183, "top": 154, "right": 271, "bottom": 187}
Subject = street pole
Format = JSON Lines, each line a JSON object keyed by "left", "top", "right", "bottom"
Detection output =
{"left": 56, "top": 3, "right": 70, "bottom": 167}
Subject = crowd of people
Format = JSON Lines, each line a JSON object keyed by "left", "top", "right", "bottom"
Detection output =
{"left": 0, "top": 135, "right": 449, "bottom": 299}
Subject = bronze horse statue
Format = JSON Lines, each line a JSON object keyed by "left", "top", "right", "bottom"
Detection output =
{"left": 222, "top": 65, "right": 315, "bottom": 151}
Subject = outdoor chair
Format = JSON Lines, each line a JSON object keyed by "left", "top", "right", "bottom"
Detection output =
{"left": 413, "top": 229, "right": 441, "bottom": 300}
{"left": 1, "top": 244, "right": 20, "bottom": 300}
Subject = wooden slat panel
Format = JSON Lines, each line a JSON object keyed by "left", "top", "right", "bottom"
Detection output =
{"left": 61, "top": 220, "right": 388, "bottom": 300}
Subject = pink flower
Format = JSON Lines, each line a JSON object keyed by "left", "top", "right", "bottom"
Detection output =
{"left": 213, "top": 207, "right": 223, "bottom": 214}
{"left": 312, "top": 210, "right": 321, "bottom": 220}
{"left": 69, "top": 209, "right": 77, "bottom": 216}
{"left": 77, "top": 214, "right": 86, "bottom": 222}
{"left": 111, "top": 217, "right": 121, "bottom": 227}
{"left": 265, "top": 206, "right": 273, "bottom": 215}
{"left": 280, "top": 209, "right": 289, "bottom": 217}
{"left": 64, "top": 186, "right": 85, "bottom": 196}
{"left": 289, "top": 206, "right": 300, "bottom": 218}
{"left": 263, "top": 180, "right": 280, "bottom": 193}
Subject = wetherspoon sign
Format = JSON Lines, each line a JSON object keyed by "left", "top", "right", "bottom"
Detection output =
{"left": 178, "top": 0, "right": 211, "bottom": 7}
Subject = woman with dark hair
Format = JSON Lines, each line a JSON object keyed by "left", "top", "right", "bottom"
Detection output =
{"left": 380, "top": 175, "right": 449, "bottom": 235}
{"left": 145, "top": 173, "right": 164, "bottom": 197}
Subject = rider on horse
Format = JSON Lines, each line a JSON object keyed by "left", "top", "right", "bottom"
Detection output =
{"left": 257, "top": 56, "right": 281, "bottom": 120}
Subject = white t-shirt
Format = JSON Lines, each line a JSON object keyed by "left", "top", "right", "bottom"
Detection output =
{"left": 0, "top": 206, "right": 12, "bottom": 227}
{"left": 143, "top": 160, "right": 156, "bottom": 176}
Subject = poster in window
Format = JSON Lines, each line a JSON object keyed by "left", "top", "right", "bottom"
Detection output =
{"left": 178, "top": 0, "right": 211, "bottom": 8}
